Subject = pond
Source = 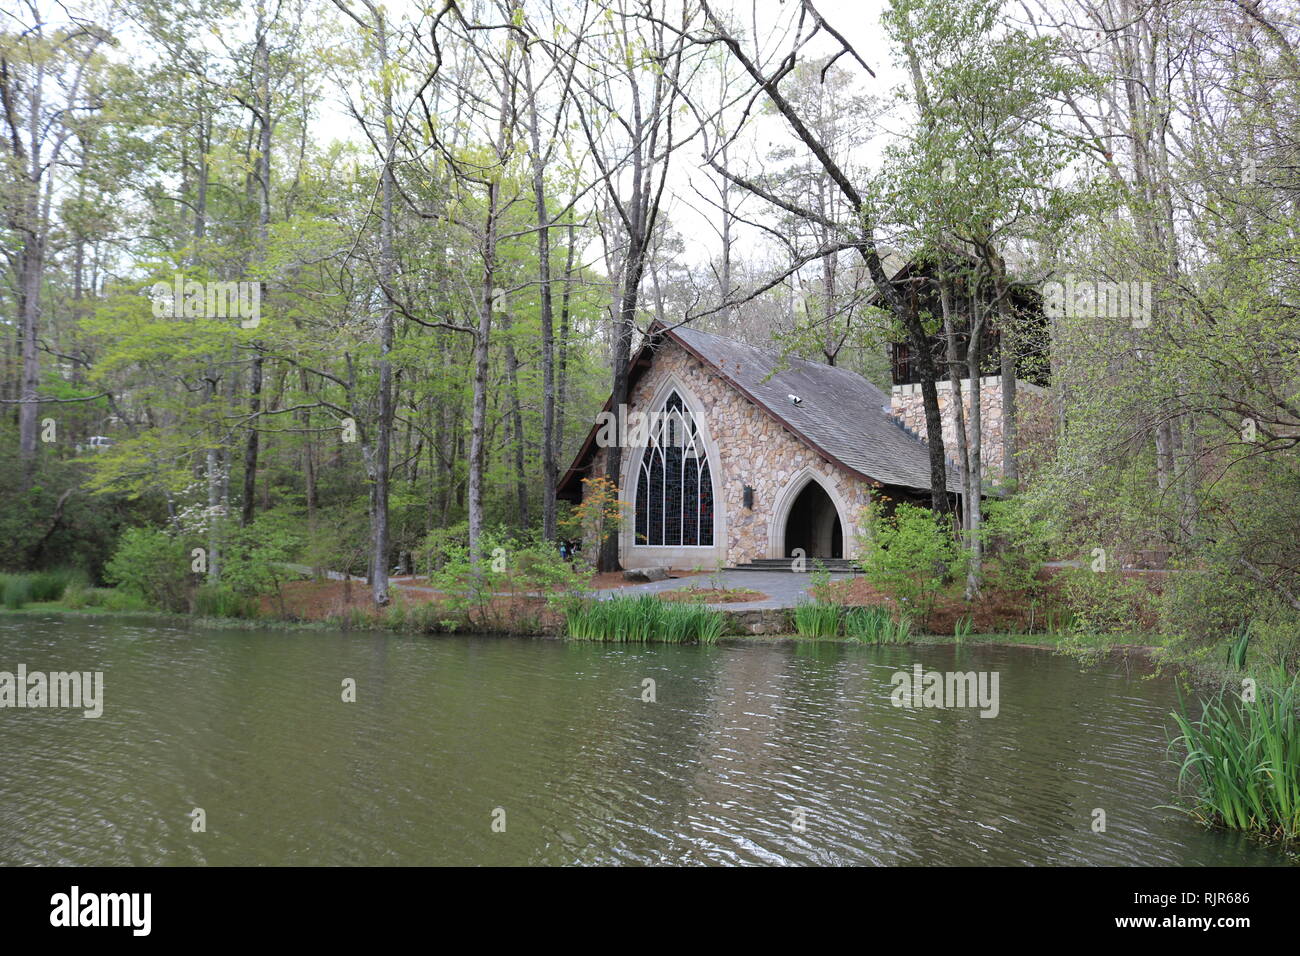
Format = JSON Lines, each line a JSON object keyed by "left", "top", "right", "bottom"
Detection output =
{"left": 0, "top": 616, "right": 1290, "bottom": 866}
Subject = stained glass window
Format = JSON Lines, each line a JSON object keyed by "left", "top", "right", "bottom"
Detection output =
{"left": 634, "top": 391, "right": 714, "bottom": 547}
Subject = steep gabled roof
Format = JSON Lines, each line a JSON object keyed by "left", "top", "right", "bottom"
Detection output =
{"left": 557, "top": 322, "right": 959, "bottom": 500}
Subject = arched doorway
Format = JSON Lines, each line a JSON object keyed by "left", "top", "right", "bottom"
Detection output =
{"left": 784, "top": 480, "right": 843, "bottom": 559}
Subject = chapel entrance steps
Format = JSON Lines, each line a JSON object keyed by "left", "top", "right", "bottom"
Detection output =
{"left": 725, "top": 557, "right": 863, "bottom": 574}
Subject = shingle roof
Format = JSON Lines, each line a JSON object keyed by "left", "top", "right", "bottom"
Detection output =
{"left": 665, "top": 324, "right": 960, "bottom": 494}
{"left": 556, "top": 322, "right": 960, "bottom": 499}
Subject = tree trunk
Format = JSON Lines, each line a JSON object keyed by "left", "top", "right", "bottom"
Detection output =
{"left": 939, "top": 276, "right": 972, "bottom": 533}
{"left": 965, "top": 291, "right": 985, "bottom": 600}
{"left": 524, "top": 51, "right": 559, "bottom": 541}
{"left": 468, "top": 183, "right": 498, "bottom": 567}
{"left": 371, "top": 10, "right": 395, "bottom": 606}
{"left": 994, "top": 263, "right": 1019, "bottom": 488}
{"left": 500, "top": 308, "right": 530, "bottom": 527}
{"left": 598, "top": 236, "right": 646, "bottom": 573}
{"left": 242, "top": 21, "right": 272, "bottom": 527}
{"left": 240, "top": 352, "right": 263, "bottom": 526}
{"left": 17, "top": 236, "right": 44, "bottom": 484}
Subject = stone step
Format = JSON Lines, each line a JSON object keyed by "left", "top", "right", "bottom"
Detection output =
{"left": 736, "top": 557, "right": 859, "bottom": 565}
{"left": 727, "top": 558, "right": 862, "bottom": 573}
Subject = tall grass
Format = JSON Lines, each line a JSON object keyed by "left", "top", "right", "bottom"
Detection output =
{"left": 565, "top": 595, "right": 723, "bottom": 644}
{"left": 1171, "top": 668, "right": 1300, "bottom": 841}
{"left": 793, "top": 600, "right": 842, "bottom": 639}
{"left": 844, "top": 605, "right": 913, "bottom": 644}
{"left": 0, "top": 569, "right": 86, "bottom": 609}
{"left": 193, "top": 584, "right": 258, "bottom": 619}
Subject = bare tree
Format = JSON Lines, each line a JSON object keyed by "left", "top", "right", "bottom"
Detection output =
{"left": 687, "top": 0, "right": 953, "bottom": 513}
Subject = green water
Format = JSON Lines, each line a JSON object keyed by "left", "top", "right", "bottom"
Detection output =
{"left": 0, "top": 616, "right": 1290, "bottom": 865}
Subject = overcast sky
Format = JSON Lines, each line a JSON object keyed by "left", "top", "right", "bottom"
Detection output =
{"left": 304, "top": 1, "right": 909, "bottom": 277}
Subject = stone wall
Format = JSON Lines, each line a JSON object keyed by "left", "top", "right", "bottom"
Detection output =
{"left": 890, "top": 376, "right": 1049, "bottom": 480}
{"left": 584, "top": 340, "right": 875, "bottom": 570}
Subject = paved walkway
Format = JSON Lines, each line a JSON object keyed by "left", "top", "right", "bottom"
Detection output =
{"left": 282, "top": 563, "right": 850, "bottom": 611}
{"left": 597, "top": 569, "right": 856, "bottom": 610}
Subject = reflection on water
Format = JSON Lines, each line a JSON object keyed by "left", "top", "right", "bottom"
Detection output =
{"left": 0, "top": 617, "right": 1290, "bottom": 866}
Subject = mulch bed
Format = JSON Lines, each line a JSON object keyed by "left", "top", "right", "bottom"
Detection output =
{"left": 658, "top": 587, "right": 767, "bottom": 604}
{"left": 816, "top": 565, "right": 1167, "bottom": 635}
{"left": 262, "top": 568, "right": 712, "bottom": 625}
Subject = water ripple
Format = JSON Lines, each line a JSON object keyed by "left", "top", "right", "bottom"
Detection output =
{"left": 0, "top": 618, "right": 1289, "bottom": 866}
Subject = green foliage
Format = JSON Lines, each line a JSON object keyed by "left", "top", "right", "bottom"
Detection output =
{"left": 1057, "top": 567, "right": 1149, "bottom": 638}
{"left": 418, "top": 521, "right": 470, "bottom": 575}
{"left": 844, "top": 605, "right": 913, "bottom": 644}
{"left": 0, "top": 569, "right": 85, "bottom": 608}
{"left": 980, "top": 496, "right": 1051, "bottom": 597}
{"left": 859, "top": 501, "right": 966, "bottom": 627}
{"left": 221, "top": 511, "right": 304, "bottom": 615}
{"left": 60, "top": 580, "right": 106, "bottom": 610}
{"left": 104, "top": 528, "right": 192, "bottom": 612}
{"left": 808, "top": 561, "right": 833, "bottom": 595}
{"left": 32, "top": 569, "right": 83, "bottom": 603}
{"left": 0, "top": 448, "right": 146, "bottom": 581}
{"left": 564, "top": 594, "right": 723, "bottom": 644}
{"left": 422, "top": 528, "right": 591, "bottom": 632}
{"left": 1, "top": 575, "right": 33, "bottom": 610}
{"left": 1153, "top": 466, "right": 1300, "bottom": 670}
{"left": 793, "top": 601, "right": 842, "bottom": 639}
{"left": 874, "top": 0, "right": 1105, "bottom": 270}
{"left": 1225, "top": 623, "right": 1251, "bottom": 671}
{"left": 303, "top": 505, "right": 373, "bottom": 580}
{"left": 193, "top": 584, "right": 259, "bottom": 620}
{"left": 1171, "top": 670, "right": 1300, "bottom": 841}
{"left": 99, "top": 588, "right": 152, "bottom": 613}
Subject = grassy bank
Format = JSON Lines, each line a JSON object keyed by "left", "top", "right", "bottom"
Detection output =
{"left": 0, "top": 591, "right": 1151, "bottom": 650}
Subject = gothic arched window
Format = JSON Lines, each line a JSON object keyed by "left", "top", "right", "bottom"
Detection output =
{"left": 634, "top": 391, "right": 714, "bottom": 547}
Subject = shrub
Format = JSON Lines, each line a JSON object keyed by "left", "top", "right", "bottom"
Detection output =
{"left": 302, "top": 504, "right": 371, "bottom": 580}
{"left": 221, "top": 511, "right": 303, "bottom": 615}
{"left": 104, "top": 528, "right": 192, "bottom": 612}
{"left": 423, "top": 529, "right": 592, "bottom": 633}
{"left": 99, "top": 588, "right": 151, "bottom": 612}
{"left": 1058, "top": 567, "right": 1149, "bottom": 637}
{"left": 859, "top": 501, "right": 966, "bottom": 627}
{"left": 61, "top": 579, "right": 112, "bottom": 610}
{"left": 980, "top": 496, "right": 1051, "bottom": 596}
{"left": 418, "top": 521, "right": 470, "bottom": 576}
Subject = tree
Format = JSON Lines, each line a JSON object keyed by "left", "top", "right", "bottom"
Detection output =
{"left": 1, "top": 2, "right": 109, "bottom": 485}
{"left": 874, "top": 0, "right": 1096, "bottom": 596}
{"left": 563, "top": 0, "right": 696, "bottom": 571}
{"left": 691, "top": 0, "right": 954, "bottom": 515}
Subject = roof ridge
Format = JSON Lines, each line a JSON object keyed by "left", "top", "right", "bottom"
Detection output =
{"left": 667, "top": 323, "right": 881, "bottom": 392}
